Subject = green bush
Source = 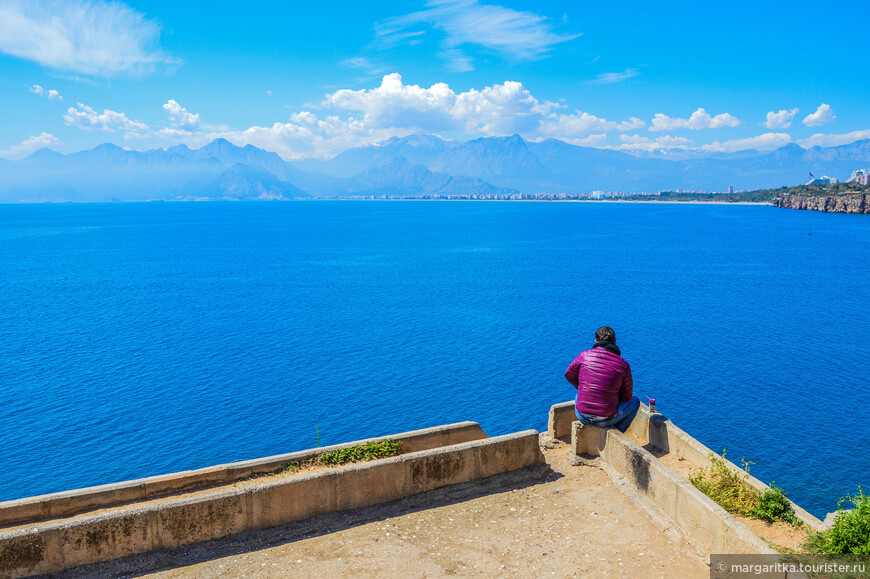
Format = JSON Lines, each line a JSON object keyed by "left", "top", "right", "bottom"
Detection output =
{"left": 690, "top": 451, "right": 760, "bottom": 516}
{"left": 807, "top": 488, "right": 870, "bottom": 555}
{"left": 747, "top": 485, "right": 800, "bottom": 525}
{"left": 317, "top": 439, "right": 400, "bottom": 466}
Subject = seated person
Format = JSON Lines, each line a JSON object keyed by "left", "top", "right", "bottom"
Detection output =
{"left": 564, "top": 326, "right": 640, "bottom": 433}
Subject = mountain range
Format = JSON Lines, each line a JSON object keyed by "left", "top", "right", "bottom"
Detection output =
{"left": 2, "top": 134, "right": 870, "bottom": 202}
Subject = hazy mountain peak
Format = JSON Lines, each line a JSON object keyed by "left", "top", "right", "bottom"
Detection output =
{"left": 24, "top": 147, "right": 65, "bottom": 162}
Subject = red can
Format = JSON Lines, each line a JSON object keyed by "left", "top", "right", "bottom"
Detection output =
{"left": 648, "top": 398, "right": 656, "bottom": 413}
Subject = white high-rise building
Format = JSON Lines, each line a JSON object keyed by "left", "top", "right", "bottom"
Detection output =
{"left": 845, "top": 169, "right": 870, "bottom": 186}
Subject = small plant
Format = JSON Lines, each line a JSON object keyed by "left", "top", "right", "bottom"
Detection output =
{"left": 690, "top": 450, "right": 759, "bottom": 516}
{"left": 747, "top": 485, "right": 800, "bottom": 526}
{"left": 316, "top": 425, "right": 321, "bottom": 448}
{"left": 317, "top": 439, "right": 400, "bottom": 466}
{"left": 806, "top": 488, "right": 870, "bottom": 555}
{"left": 281, "top": 461, "right": 301, "bottom": 474}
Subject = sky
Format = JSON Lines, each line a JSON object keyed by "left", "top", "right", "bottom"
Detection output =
{"left": 2, "top": 0, "right": 870, "bottom": 160}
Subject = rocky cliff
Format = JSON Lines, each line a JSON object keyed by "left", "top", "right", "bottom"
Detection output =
{"left": 771, "top": 193, "right": 870, "bottom": 214}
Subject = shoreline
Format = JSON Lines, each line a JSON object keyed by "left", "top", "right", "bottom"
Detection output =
{"left": 0, "top": 198, "right": 770, "bottom": 205}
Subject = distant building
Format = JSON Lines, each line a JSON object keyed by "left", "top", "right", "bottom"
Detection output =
{"left": 845, "top": 169, "right": 870, "bottom": 186}
{"left": 806, "top": 175, "right": 839, "bottom": 185}
{"left": 728, "top": 186, "right": 734, "bottom": 194}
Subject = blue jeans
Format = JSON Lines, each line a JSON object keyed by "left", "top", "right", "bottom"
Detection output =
{"left": 575, "top": 396, "right": 640, "bottom": 433}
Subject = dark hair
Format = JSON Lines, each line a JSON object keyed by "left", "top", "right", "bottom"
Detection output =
{"left": 595, "top": 326, "right": 616, "bottom": 343}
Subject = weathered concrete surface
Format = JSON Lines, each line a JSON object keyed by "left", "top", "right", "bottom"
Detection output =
{"left": 0, "top": 421, "right": 486, "bottom": 529}
{"left": 627, "top": 404, "right": 825, "bottom": 533}
{"left": 57, "top": 438, "right": 708, "bottom": 579}
{"left": 0, "top": 429, "right": 541, "bottom": 578}
{"left": 571, "top": 421, "right": 607, "bottom": 457}
{"left": 547, "top": 400, "right": 577, "bottom": 439}
{"left": 572, "top": 423, "right": 775, "bottom": 557}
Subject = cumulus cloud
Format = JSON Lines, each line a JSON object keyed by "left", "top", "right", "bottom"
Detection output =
{"left": 798, "top": 129, "right": 870, "bottom": 148}
{"left": 802, "top": 104, "right": 835, "bottom": 127}
{"left": 156, "top": 75, "right": 724, "bottom": 159}
{"left": 0, "top": 132, "right": 62, "bottom": 159}
{"left": 616, "top": 134, "right": 693, "bottom": 151}
{"left": 162, "top": 100, "right": 201, "bottom": 131}
{"left": 540, "top": 111, "right": 644, "bottom": 137}
{"left": 701, "top": 132, "right": 792, "bottom": 153}
{"left": 323, "top": 73, "right": 558, "bottom": 136}
{"left": 0, "top": 0, "right": 179, "bottom": 77}
{"left": 30, "top": 84, "right": 62, "bottom": 101}
{"left": 563, "top": 134, "right": 610, "bottom": 147}
{"left": 585, "top": 68, "right": 639, "bottom": 86}
{"left": 64, "top": 102, "right": 149, "bottom": 137}
{"left": 375, "top": 0, "right": 579, "bottom": 70}
{"left": 650, "top": 108, "right": 741, "bottom": 131}
{"left": 763, "top": 108, "right": 798, "bottom": 129}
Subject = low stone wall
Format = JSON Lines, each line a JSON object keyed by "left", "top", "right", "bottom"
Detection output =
{"left": 573, "top": 421, "right": 776, "bottom": 557}
{"left": 0, "top": 429, "right": 542, "bottom": 578}
{"left": 547, "top": 400, "right": 577, "bottom": 439}
{"left": 626, "top": 404, "right": 825, "bottom": 533}
{"left": 554, "top": 398, "right": 825, "bottom": 560}
{"left": 0, "top": 421, "right": 486, "bottom": 529}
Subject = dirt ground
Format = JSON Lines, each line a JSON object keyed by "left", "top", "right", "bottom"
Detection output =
{"left": 61, "top": 436, "right": 708, "bottom": 578}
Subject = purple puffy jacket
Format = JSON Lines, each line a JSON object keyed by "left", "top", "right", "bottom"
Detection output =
{"left": 564, "top": 347, "right": 633, "bottom": 418}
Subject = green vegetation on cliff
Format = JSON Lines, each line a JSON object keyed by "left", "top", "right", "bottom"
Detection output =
{"left": 690, "top": 451, "right": 799, "bottom": 525}
{"left": 807, "top": 488, "right": 870, "bottom": 555}
{"left": 757, "top": 183, "right": 870, "bottom": 198}
{"left": 620, "top": 183, "right": 869, "bottom": 203}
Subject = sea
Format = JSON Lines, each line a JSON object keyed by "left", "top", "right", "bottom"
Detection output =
{"left": 1, "top": 200, "right": 867, "bottom": 518}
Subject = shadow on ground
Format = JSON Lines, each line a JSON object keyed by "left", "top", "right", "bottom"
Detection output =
{"left": 49, "top": 465, "right": 558, "bottom": 579}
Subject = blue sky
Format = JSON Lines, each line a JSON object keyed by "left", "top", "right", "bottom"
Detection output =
{"left": 2, "top": 0, "right": 869, "bottom": 160}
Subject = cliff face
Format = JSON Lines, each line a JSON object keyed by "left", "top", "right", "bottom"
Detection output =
{"left": 771, "top": 194, "right": 870, "bottom": 214}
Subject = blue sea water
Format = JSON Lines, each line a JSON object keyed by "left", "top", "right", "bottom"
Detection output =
{"left": 0, "top": 201, "right": 867, "bottom": 518}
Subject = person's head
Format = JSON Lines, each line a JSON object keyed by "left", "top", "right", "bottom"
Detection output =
{"left": 595, "top": 326, "right": 616, "bottom": 344}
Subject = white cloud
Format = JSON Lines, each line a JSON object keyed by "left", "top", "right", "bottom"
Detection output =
{"left": 585, "top": 69, "right": 639, "bottom": 86}
{"left": 701, "top": 132, "right": 792, "bottom": 153}
{"left": 540, "top": 111, "right": 644, "bottom": 137}
{"left": 64, "top": 102, "right": 149, "bottom": 137}
{"left": 798, "top": 129, "right": 870, "bottom": 148}
{"left": 763, "top": 108, "right": 798, "bottom": 129}
{"left": 30, "top": 84, "right": 63, "bottom": 101}
{"left": 561, "top": 134, "right": 610, "bottom": 147}
{"left": 0, "top": 0, "right": 179, "bottom": 77}
{"left": 323, "top": 73, "right": 558, "bottom": 136}
{"left": 616, "top": 134, "right": 693, "bottom": 151}
{"left": 650, "top": 108, "right": 741, "bottom": 131}
{"left": 162, "top": 100, "right": 201, "bottom": 131}
{"left": 802, "top": 104, "right": 835, "bottom": 127}
{"left": 0, "top": 132, "right": 62, "bottom": 159}
{"left": 375, "top": 0, "right": 579, "bottom": 70}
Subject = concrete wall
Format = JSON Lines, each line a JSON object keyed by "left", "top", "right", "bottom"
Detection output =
{"left": 0, "top": 421, "right": 486, "bottom": 529}
{"left": 552, "top": 399, "right": 824, "bottom": 533}
{"left": 626, "top": 404, "right": 825, "bottom": 533}
{"left": 572, "top": 422, "right": 777, "bottom": 557}
{"left": 0, "top": 429, "right": 543, "bottom": 578}
{"left": 547, "top": 400, "right": 577, "bottom": 439}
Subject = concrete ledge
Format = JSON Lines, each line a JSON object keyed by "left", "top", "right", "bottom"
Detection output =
{"left": 573, "top": 424, "right": 776, "bottom": 557}
{"left": 547, "top": 400, "right": 576, "bottom": 439}
{"left": 0, "top": 421, "right": 486, "bottom": 529}
{"left": 570, "top": 421, "right": 607, "bottom": 456}
{"left": 627, "top": 404, "right": 825, "bottom": 533}
{"left": 0, "top": 429, "right": 543, "bottom": 578}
